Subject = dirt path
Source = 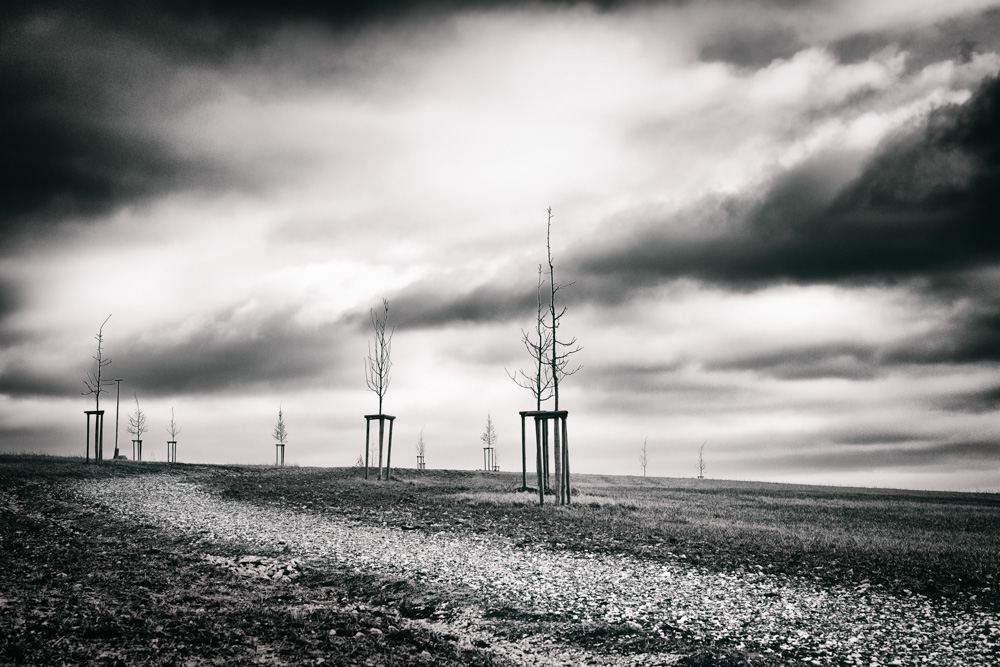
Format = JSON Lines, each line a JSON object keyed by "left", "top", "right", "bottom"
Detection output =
{"left": 78, "top": 475, "right": 999, "bottom": 666}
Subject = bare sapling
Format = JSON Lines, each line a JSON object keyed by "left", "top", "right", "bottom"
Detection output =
{"left": 639, "top": 437, "right": 649, "bottom": 477}
{"left": 697, "top": 441, "right": 707, "bottom": 479}
{"left": 481, "top": 413, "right": 498, "bottom": 471}
{"left": 364, "top": 299, "right": 394, "bottom": 480}
{"left": 126, "top": 393, "right": 147, "bottom": 461}
{"left": 416, "top": 427, "right": 426, "bottom": 470}
{"left": 81, "top": 314, "right": 113, "bottom": 462}
{"left": 166, "top": 407, "right": 180, "bottom": 463}
{"left": 507, "top": 264, "right": 554, "bottom": 488}
{"left": 273, "top": 406, "right": 288, "bottom": 466}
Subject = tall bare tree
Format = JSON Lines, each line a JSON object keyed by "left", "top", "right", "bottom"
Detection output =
{"left": 639, "top": 437, "right": 649, "bottom": 477}
{"left": 697, "top": 441, "right": 707, "bottom": 479}
{"left": 506, "top": 265, "right": 555, "bottom": 488}
{"left": 82, "top": 314, "right": 113, "bottom": 413}
{"left": 365, "top": 299, "right": 394, "bottom": 479}
{"left": 546, "top": 207, "right": 582, "bottom": 502}
{"left": 126, "top": 393, "right": 147, "bottom": 460}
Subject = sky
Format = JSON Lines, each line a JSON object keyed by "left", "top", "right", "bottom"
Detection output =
{"left": 2, "top": 0, "right": 1000, "bottom": 492}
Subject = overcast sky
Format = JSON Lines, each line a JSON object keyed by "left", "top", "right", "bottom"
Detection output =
{"left": 2, "top": 0, "right": 1000, "bottom": 491}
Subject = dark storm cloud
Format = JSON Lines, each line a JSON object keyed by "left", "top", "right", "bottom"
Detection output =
{"left": 0, "top": 309, "right": 351, "bottom": 399}
{"left": 887, "top": 308, "right": 1000, "bottom": 365}
{"left": 699, "top": 24, "right": 806, "bottom": 68}
{"left": 379, "top": 283, "right": 536, "bottom": 330}
{"left": 936, "top": 385, "right": 1000, "bottom": 414}
{"left": 706, "top": 344, "right": 880, "bottom": 380}
{"left": 797, "top": 439, "right": 1000, "bottom": 471}
{"left": 0, "top": 362, "right": 77, "bottom": 399}
{"left": 0, "top": 15, "right": 227, "bottom": 230}
{"left": 575, "top": 74, "right": 1000, "bottom": 287}
{"left": 115, "top": 314, "right": 348, "bottom": 396}
{"left": 835, "top": 431, "right": 921, "bottom": 446}
{"left": 832, "top": 7, "right": 1000, "bottom": 70}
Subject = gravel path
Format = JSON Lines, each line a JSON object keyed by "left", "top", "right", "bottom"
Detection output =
{"left": 77, "top": 475, "right": 999, "bottom": 666}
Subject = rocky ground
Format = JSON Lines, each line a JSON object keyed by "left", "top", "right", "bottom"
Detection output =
{"left": 2, "top": 460, "right": 998, "bottom": 665}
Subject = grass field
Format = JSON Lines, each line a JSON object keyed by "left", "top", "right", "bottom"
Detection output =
{"left": 2, "top": 454, "right": 998, "bottom": 665}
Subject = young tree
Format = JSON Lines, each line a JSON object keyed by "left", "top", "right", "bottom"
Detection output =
{"left": 697, "top": 441, "right": 707, "bottom": 479}
{"left": 639, "top": 437, "right": 649, "bottom": 477}
{"left": 82, "top": 314, "right": 113, "bottom": 413}
{"left": 416, "top": 427, "right": 426, "bottom": 469}
{"left": 126, "top": 393, "right": 148, "bottom": 460}
{"left": 507, "top": 265, "right": 554, "bottom": 488}
{"left": 546, "top": 207, "right": 582, "bottom": 501}
{"left": 166, "top": 407, "right": 180, "bottom": 440}
{"left": 481, "top": 412, "right": 498, "bottom": 471}
{"left": 272, "top": 406, "right": 288, "bottom": 466}
{"left": 166, "top": 406, "right": 180, "bottom": 462}
{"left": 365, "top": 299, "right": 394, "bottom": 479}
{"left": 273, "top": 406, "right": 288, "bottom": 447}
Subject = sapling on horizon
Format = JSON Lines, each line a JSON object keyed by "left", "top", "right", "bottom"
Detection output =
{"left": 639, "top": 437, "right": 649, "bottom": 477}
{"left": 166, "top": 407, "right": 180, "bottom": 463}
{"left": 126, "top": 393, "right": 147, "bottom": 461}
{"left": 416, "top": 427, "right": 426, "bottom": 470}
{"left": 273, "top": 406, "right": 288, "bottom": 466}
{"left": 481, "top": 413, "right": 498, "bottom": 472}
{"left": 81, "top": 314, "right": 113, "bottom": 462}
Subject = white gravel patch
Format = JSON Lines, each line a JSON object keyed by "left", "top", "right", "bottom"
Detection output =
{"left": 77, "top": 475, "right": 999, "bottom": 666}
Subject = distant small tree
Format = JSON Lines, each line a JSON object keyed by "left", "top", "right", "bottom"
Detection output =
{"left": 273, "top": 406, "right": 288, "bottom": 447}
{"left": 355, "top": 452, "right": 365, "bottom": 467}
{"left": 697, "top": 441, "right": 707, "bottom": 479}
{"left": 416, "top": 427, "right": 426, "bottom": 469}
{"left": 166, "top": 406, "right": 181, "bottom": 462}
{"left": 166, "top": 407, "right": 180, "bottom": 441}
{"left": 126, "top": 393, "right": 147, "bottom": 460}
{"left": 481, "top": 412, "right": 498, "bottom": 471}
{"left": 639, "top": 437, "right": 649, "bottom": 477}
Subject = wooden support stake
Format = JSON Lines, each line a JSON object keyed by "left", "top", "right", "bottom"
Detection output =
{"left": 520, "top": 413, "right": 527, "bottom": 490}
{"left": 364, "top": 418, "right": 371, "bottom": 479}
{"left": 386, "top": 417, "right": 394, "bottom": 480}
{"left": 561, "top": 415, "right": 570, "bottom": 505}
{"left": 534, "top": 416, "right": 544, "bottom": 505}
